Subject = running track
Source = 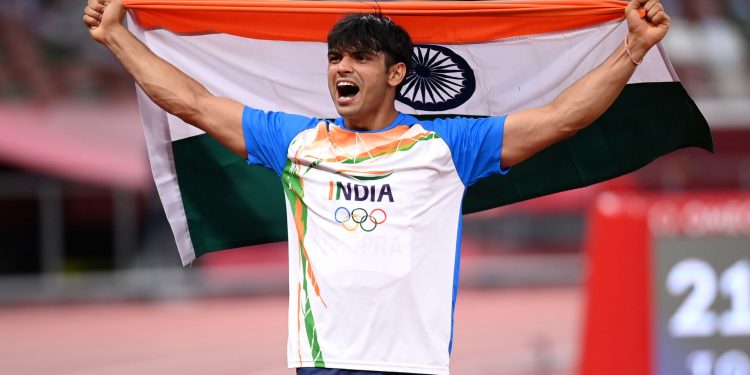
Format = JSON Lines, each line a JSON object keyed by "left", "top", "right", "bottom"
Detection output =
{"left": 0, "top": 287, "right": 580, "bottom": 375}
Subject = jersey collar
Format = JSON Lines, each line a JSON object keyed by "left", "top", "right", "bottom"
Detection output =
{"left": 333, "top": 113, "right": 419, "bottom": 133}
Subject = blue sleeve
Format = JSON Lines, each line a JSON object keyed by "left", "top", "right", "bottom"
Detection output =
{"left": 423, "top": 115, "right": 510, "bottom": 186}
{"left": 242, "top": 106, "right": 319, "bottom": 176}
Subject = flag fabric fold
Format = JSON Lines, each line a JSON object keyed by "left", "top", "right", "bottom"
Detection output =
{"left": 124, "top": 0, "right": 712, "bottom": 265}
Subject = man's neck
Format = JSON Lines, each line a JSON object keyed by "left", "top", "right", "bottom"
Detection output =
{"left": 343, "top": 109, "right": 399, "bottom": 132}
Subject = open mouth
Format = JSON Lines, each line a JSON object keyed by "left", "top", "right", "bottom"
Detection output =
{"left": 336, "top": 81, "right": 360, "bottom": 100}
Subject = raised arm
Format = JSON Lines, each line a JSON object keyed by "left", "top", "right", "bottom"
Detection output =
{"left": 83, "top": 0, "right": 246, "bottom": 157}
{"left": 500, "top": 0, "right": 670, "bottom": 168}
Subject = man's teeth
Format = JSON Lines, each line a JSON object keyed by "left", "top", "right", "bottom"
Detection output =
{"left": 337, "top": 82, "right": 359, "bottom": 100}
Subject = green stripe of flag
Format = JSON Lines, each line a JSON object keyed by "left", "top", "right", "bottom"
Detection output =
{"left": 172, "top": 81, "right": 712, "bottom": 256}
{"left": 464, "top": 81, "right": 713, "bottom": 212}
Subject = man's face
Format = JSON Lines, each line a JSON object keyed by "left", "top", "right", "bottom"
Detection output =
{"left": 327, "top": 49, "right": 395, "bottom": 123}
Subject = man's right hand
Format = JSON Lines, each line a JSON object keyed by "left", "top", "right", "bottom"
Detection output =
{"left": 83, "top": 0, "right": 126, "bottom": 44}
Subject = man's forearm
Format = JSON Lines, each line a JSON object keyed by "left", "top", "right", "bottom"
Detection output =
{"left": 548, "top": 0, "right": 667, "bottom": 135}
{"left": 84, "top": 0, "right": 245, "bottom": 156}
{"left": 102, "top": 25, "right": 210, "bottom": 126}
{"left": 501, "top": 0, "right": 668, "bottom": 167}
{"left": 549, "top": 38, "right": 642, "bottom": 134}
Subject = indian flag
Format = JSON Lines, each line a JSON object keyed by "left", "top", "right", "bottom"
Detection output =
{"left": 124, "top": 0, "right": 712, "bottom": 265}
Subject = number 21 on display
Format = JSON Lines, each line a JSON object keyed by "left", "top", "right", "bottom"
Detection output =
{"left": 667, "top": 258, "right": 750, "bottom": 375}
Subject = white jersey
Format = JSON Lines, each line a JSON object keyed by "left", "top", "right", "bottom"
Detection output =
{"left": 243, "top": 109, "right": 507, "bottom": 374}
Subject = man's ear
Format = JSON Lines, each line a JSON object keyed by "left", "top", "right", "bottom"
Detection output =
{"left": 388, "top": 62, "right": 407, "bottom": 87}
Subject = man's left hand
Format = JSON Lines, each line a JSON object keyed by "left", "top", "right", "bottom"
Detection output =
{"left": 625, "top": 0, "right": 671, "bottom": 60}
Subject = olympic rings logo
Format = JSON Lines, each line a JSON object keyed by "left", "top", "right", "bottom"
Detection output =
{"left": 334, "top": 207, "right": 388, "bottom": 232}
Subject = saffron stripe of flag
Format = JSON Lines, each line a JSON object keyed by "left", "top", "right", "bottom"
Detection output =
{"left": 125, "top": 0, "right": 712, "bottom": 265}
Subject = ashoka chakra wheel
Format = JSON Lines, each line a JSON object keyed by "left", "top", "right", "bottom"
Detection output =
{"left": 397, "top": 44, "right": 476, "bottom": 111}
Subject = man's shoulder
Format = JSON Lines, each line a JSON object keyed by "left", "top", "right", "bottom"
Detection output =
{"left": 243, "top": 106, "right": 322, "bottom": 131}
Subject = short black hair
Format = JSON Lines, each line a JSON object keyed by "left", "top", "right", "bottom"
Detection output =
{"left": 327, "top": 13, "right": 413, "bottom": 75}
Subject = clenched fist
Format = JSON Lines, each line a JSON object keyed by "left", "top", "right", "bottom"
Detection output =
{"left": 83, "top": 0, "right": 126, "bottom": 44}
{"left": 625, "top": 0, "right": 671, "bottom": 60}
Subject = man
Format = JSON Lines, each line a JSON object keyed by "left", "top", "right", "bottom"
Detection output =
{"left": 83, "top": 0, "right": 669, "bottom": 374}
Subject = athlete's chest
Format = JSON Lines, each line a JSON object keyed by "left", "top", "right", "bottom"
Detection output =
{"left": 286, "top": 123, "right": 456, "bottom": 195}
{"left": 283, "top": 124, "right": 461, "bottom": 223}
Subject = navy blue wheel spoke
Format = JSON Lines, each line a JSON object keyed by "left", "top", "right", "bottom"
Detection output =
{"left": 422, "top": 47, "right": 434, "bottom": 63}
{"left": 431, "top": 69, "right": 464, "bottom": 74}
{"left": 416, "top": 47, "right": 426, "bottom": 65}
{"left": 434, "top": 79, "right": 459, "bottom": 98}
{"left": 429, "top": 72, "right": 463, "bottom": 81}
{"left": 402, "top": 79, "right": 417, "bottom": 97}
{"left": 431, "top": 55, "right": 452, "bottom": 69}
{"left": 431, "top": 79, "right": 462, "bottom": 94}
{"left": 417, "top": 77, "right": 428, "bottom": 103}
{"left": 402, "top": 76, "right": 418, "bottom": 95}
{"left": 424, "top": 78, "right": 441, "bottom": 103}
{"left": 428, "top": 79, "right": 454, "bottom": 100}
{"left": 424, "top": 49, "right": 442, "bottom": 68}
{"left": 425, "top": 79, "right": 447, "bottom": 102}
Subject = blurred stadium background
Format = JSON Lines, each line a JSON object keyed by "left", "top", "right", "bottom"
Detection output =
{"left": 0, "top": 0, "right": 748, "bottom": 374}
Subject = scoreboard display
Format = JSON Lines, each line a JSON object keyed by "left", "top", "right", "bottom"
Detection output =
{"left": 581, "top": 192, "right": 750, "bottom": 375}
{"left": 655, "top": 237, "right": 750, "bottom": 375}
